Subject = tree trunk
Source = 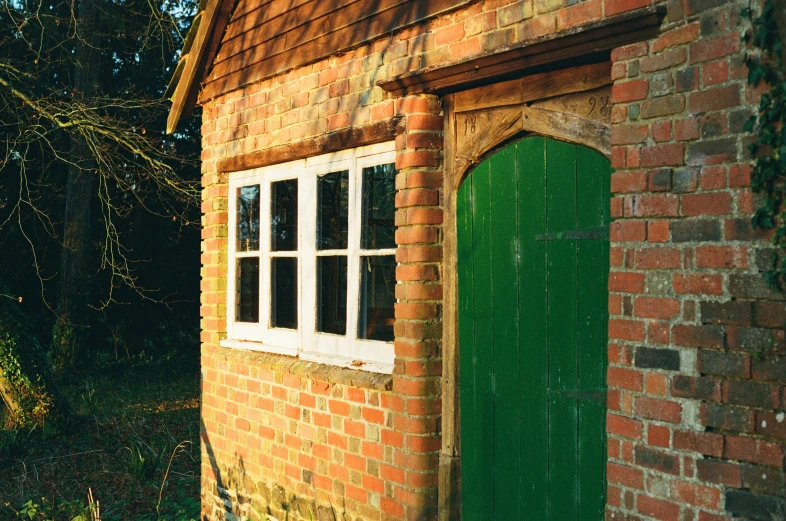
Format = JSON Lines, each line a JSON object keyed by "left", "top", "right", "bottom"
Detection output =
{"left": 0, "top": 292, "right": 71, "bottom": 428}
{"left": 52, "top": 0, "right": 100, "bottom": 369}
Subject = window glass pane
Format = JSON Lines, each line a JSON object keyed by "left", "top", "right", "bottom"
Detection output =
{"left": 271, "top": 257, "right": 297, "bottom": 329}
{"left": 317, "top": 255, "right": 347, "bottom": 335}
{"left": 237, "top": 185, "right": 260, "bottom": 252}
{"left": 271, "top": 179, "right": 298, "bottom": 252}
{"left": 317, "top": 171, "right": 349, "bottom": 250}
{"left": 361, "top": 164, "right": 396, "bottom": 250}
{"left": 358, "top": 255, "right": 395, "bottom": 341}
{"left": 236, "top": 257, "right": 259, "bottom": 323}
{"left": 358, "top": 255, "right": 396, "bottom": 342}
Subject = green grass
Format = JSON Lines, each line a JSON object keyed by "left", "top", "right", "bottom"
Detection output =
{"left": 0, "top": 355, "right": 200, "bottom": 521}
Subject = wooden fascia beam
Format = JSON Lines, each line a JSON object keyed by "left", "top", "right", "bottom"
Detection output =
{"left": 377, "top": 5, "right": 667, "bottom": 96}
{"left": 217, "top": 117, "right": 406, "bottom": 173}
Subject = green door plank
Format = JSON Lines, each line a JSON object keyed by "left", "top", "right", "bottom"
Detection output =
{"left": 545, "top": 139, "right": 579, "bottom": 521}
{"left": 517, "top": 136, "right": 549, "bottom": 520}
{"left": 469, "top": 158, "right": 495, "bottom": 518}
{"left": 576, "top": 146, "right": 610, "bottom": 521}
{"left": 489, "top": 144, "right": 522, "bottom": 521}
{"left": 457, "top": 177, "right": 480, "bottom": 520}
{"left": 458, "top": 136, "right": 609, "bottom": 521}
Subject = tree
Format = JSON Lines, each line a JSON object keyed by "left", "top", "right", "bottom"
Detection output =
{"left": 0, "top": 0, "right": 201, "bottom": 386}
{"left": 52, "top": 0, "right": 100, "bottom": 366}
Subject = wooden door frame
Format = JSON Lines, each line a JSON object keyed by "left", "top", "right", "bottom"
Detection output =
{"left": 439, "top": 66, "right": 613, "bottom": 521}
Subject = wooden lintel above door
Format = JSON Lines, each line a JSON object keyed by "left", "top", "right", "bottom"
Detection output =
{"left": 377, "top": 5, "right": 666, "bottom": 97}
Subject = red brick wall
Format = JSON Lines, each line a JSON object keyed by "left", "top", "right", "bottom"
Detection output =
{"left": 606, "top": 1, "right": 786, "bottom": 520}
{"left": 197, "top": 0, "right": 786, "bottom": 520}
{"left": 200, "top": 94, "right": 445, "bottom": 521}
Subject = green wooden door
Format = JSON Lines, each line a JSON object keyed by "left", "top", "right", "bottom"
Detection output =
{"left": 457, "top": 136, "right": 610, "bottom": 521}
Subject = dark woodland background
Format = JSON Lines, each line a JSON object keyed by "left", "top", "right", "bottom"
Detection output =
{"left": 0, "top": 0, "right": 204, "bottom": 517}
{"left": 0, "top": 0, "right": 202, "bottom": 363}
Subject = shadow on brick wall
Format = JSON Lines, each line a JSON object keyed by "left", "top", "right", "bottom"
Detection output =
{"left": 201, "top": 418, "right": 359, "bottom": 521}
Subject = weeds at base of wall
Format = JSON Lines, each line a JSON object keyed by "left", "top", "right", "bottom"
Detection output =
{"left": 0, "top": 356, "right": 200, "bottom": 521}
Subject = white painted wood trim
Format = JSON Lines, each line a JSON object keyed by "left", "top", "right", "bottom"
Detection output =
{"left": 224, "top": 143, "right": 396, "bottom": 373}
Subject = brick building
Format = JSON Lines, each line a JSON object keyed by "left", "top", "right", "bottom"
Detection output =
{"left": 166, "top": 0, "right": 786, "bottom": 519}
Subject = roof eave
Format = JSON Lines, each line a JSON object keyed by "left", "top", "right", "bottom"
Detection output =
{"left": 166, "top": 0, "right": 235, "bottom": 134}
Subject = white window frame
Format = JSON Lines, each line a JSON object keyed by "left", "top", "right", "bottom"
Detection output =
{"left": 222, "top": 142, "right": 397, "bottom": 373}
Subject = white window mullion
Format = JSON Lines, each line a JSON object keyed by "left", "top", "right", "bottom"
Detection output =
{"left": 260, "top": 180, "right": 271, "bottom": 333}
{"left": 301, "top": 166, "right": 317, "bottom": 353}
{"left": 345, "top": 157, "right": 361, "bottom": 351}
